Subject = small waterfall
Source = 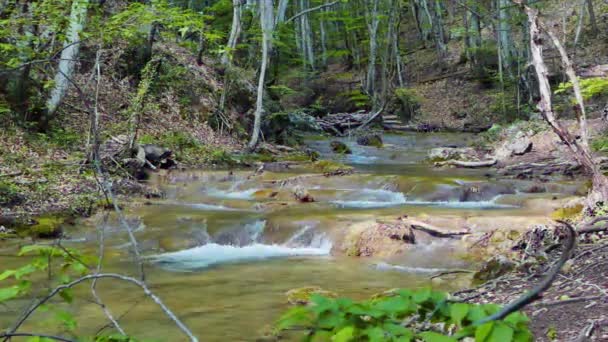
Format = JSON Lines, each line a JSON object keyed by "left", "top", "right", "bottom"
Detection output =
{"left": 331, "top": 189, "right": 407, "bottom": 208}
{"left": 151, "top": 222, "right": 332, "bottom": 271}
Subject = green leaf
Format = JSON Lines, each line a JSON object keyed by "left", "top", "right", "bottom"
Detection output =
{"left": 450, "top": 303, "right": 469, "bottom": 326}
{"left": 383, "top": 323, "right": 413, "bottom": 339}
{"left": 363, "top": 327, "right": 385, "bottom": 342}
{"left": 55, "top": 310, "right": 77, "bottom": 331}
{"left": 513, "top": 329, "right": 534, "bottom": 342}
{"left": 488, "top": 322, "right": 514, "bottom": 342}
{"left": 413, "top": 288, "right": 432, "bottom": 304}
{"left": 59, "top": 288, "right": 74, "bottom": 303}
{"left": 0, "top": 286, "right": 20, "bottom": 302}
{"left": 475, "top": 321, "right": 494, "bottom": 342}
{"left": 332, "top": 326, "right": 355, "bottom": 342}
{"left": 275, "top": 306, "right": 311, "bottom": 331}
{"left": 418, "top": 331, "right": 457, "bottom": 342}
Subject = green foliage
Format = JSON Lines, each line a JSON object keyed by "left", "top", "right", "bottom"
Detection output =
{"left": 591, "top": 135, "right": 608, "bottom": 153}
{"left": 0, "top": 244, "right": 95, "bottom": 333}
{"left": 555, "top": 77, "right": 608, "bottom": 101}
{"left": 275, "top": 289, "right": 533, "bottom": 341}
{"left": 393, "top": 88, "right": 421, "bottom": 121}
{"left": 0, "top": 180, "right": 24, "bottom": 207}
{"left": 339, "top": 90, "right": 370, "bottom": 109}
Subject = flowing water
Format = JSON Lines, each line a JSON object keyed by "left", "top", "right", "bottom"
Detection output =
{"left": 0, "top": 133, "right": 585, "bottom": 341}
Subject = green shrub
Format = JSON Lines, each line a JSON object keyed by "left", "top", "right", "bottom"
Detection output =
{"left": 591, "top": 135, "right": 608, "bottom": 153}
{"left": 394, "top": 88, "right": 422, "bottom": 122}
{"left": 0, "top": 180, "right": 24, "bottom": 206}
{"left": 555, "top": 77, "right": 608, "bottom": 101}
{"left": 275, "top": 288, "right": 533, "bottom": 341}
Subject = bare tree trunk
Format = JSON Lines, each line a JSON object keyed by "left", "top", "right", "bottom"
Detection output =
{"left": 497, "top": 0, "right": 515, "bottom": 74}
{"left": 221, "top": 0, "right": 242, "bottom": 66}
{"left": 520, "top": 3, "right": 608, "bottom": 205}
{"left": 44, "top": 0, "right": 89, "bottom": 125}
{"left": 574, "top": 0, "right": 586, "bottom": 47}
{"left": 365, "top": 0, "right": 380, "bottom": 97}
{"left": 319, "top": 8, "right": 328, "bottom": 67}
{"left": 248, "top": 0, "right": 274, "bottom": 150}
{"left": 585, "top": 0, "right": 598, "bottom": 37}
{"left": 276, "top": 0, "right": 289, "bottom": 24}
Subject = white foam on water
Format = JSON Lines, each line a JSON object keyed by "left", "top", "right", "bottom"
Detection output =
{"left": 151, "top": 240, "right": 332, "bottom": 270}
{"left": 180, "top": 202, "right": 242, "bottom": 211}
{"left": 284, "top": 225, "right": 314, "bottom": 246}
{"left": 206, "top": 188, "right": 259, "bottom": 200}
{"left": 331, "top": 189, "right": 407, "bottom": 208}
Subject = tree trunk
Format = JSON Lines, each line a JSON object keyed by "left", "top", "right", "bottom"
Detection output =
{"left": 221, "top": 0, "right": 242, "bottom": 66}
{"left": 276, "top": 0, "right": 289, "bottom": 24}
{"left": 248, "top": 0, "right": 274, "bottom": 150}
{"left": 43, "top": 0, "right": 89, "bottom": 126}
{"left": 319, "top": 8, "right": 328, "bottom": 67}
{"left": 497, "top": 0, "right": 514, "bottom": 74}
{"left": 574, "top": 0, "right": 586, "bottom": 47}
{"left": 585, "top": 0, "right": 598, "bottom": 37}
{"left": 365, "top": 0, "right": 380, "bottom": 97}
{"left": 522, "top": 4, "right": 608, "bottom": 205}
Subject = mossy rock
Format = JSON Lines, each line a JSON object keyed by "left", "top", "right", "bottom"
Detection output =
{"left": 286, "top": 286, "right": 338, "bottom": 305}
{"left": 29, "top": 216, "right": 65, "bottom": 238}
{"left": 473, "top": 256, "right": 515, "bottom": 283}
{"left": 356, "top": 134, "right": 383, "bottom": 148}
{"left": 330, "top": 141, "right": 351, "bottom": 154}
{"left": 313, "top": 160, "right": 354, "bottom": 174}
{"left": 551, "top": 204, "right": 584, "bottom": 221}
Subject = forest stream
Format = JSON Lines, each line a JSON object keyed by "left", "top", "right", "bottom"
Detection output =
{"left": 0, "top": 132, "right": 586, "bottom": 341}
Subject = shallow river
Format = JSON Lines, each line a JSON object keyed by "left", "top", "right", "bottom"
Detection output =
{"left": 0, "top": 133, "right": 584, "bottom": 341}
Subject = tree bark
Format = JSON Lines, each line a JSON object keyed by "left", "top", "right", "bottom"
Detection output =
{"left": 585, "top": 0, "right": 598, "bottom": 37}
{"left": 248, "top": 0, "right": 274, "bottom": 150}
{"left": 221, "top": 0, "right": 242, "bottom": 66}
{"left": 44, "top": 0, "right": 89, "bottom": 126}
{"left": 365, "top": 0, "right": 380, "bottom": 97}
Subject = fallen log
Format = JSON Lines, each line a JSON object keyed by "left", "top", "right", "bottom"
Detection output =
{"left": 434, "top": 159, "right": 497, "bottom": 168}
{"left": 406, "top": 219, "right": 470, "bottom": 238}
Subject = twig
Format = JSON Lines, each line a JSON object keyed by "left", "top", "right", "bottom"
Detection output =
{"left": 285, "top": 0, "right": 340, "bottom": 23}
{"left": 476, "top": 221, "right": 576, "bottom": 324}
{"left": 430, "top": 269, "right": 473, "bottom": 279}
{"left": 0, "top": 171, "right": 22, "bottom": 178}
{"left": 6, "top": 273, "right": 198, "bottom": 342}
{"left": 0, "top": 332, "right": 75, "bottom": 342}
{"left": 533, "top": 295, "right": 605, "bottom": 307}
{"left": 91, "top": 213, "right": 126, "bottom": 336}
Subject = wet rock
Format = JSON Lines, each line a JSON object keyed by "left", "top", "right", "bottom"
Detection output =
{"left": 29, "top": 215, "right": 65, "bottom": 239}
{"left": 473, "top": 255, "right": 515, "bottom": 282}
{"left": 495, "top": 132, "right": 532, "bottom": 159}
{"left": 293, "top": 186, "right": 315, "bottom": 203}
{"left": 356, "top": 134, "right": 383, "bottom": 148}
{"left": 158, "top": 229, "right": 210, "bottom": 252}
{"left": 341, "top": 220, "right": 415, "bottom": 257}
{"left": 330, "top": 141, "right": 351, "bottom": 154}
{"left": 428, "top": 147, "right": 477, "bottom": 162}
{"left": 459, "top": 182, "right": 516, "bottom": 202}
{"left": 286, "top": 286, "right": 337, "bottom": 305}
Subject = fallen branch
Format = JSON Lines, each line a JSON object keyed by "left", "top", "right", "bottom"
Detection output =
{"left": 476, "top": 221, "right": 576, "bottom": 324}
{"left": 434, "top": 159, "right": 497, "bottom": 168}
{"left": 578, "top": 216, "right": 608, "bottom": 234}
{"left": 429, "top": 269, "right": 473, "bottom": 279}
{"left": 407, "top": 219, "right": 470, "bottom": 238}
{"left": 533, "top": 295, "right": 605, "bottom": 307}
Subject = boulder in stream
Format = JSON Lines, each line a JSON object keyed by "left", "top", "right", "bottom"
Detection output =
{"left": 356, "top": 134, "right": 383, "bottom": 148}
{"left": 428, "top": 147, "right": 477, "bottom": 162}
{"left": 495, "top": 131, "right": 533, "bottom": 159}
{"left": 330, "top": 141, "right": 351, "bottom": 154}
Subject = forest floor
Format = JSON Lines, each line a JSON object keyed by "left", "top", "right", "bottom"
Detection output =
{"left": 459, "top": 227, "right": 608, "bottom": 341}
